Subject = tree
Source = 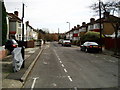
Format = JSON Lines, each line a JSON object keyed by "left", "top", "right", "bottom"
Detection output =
{"left": 2, "top": 1, "right": 7, "bottom": 45}
{"left": 90, "top": 0, "right": 120, "bottom": 16}
{"left": 90, "top": 0, "right": 120, "bottom": 55}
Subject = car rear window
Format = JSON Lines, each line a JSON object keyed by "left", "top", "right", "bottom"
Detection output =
{"left": 88, "top": 42, "right": 98, "bottom": 45}
{"left": 84, "top": 42, "right": 98, "bottom": 46}
{"left": 11, "top": 39, "right": 17, "bottom": 44}
{"left": 63, "top": 40, "right": 70, "bottom": 42}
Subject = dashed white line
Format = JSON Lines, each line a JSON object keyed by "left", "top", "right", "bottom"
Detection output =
{"left": 60, "top": 61, "right": 62, "bottom": 63}
{"left": 74, "top": 87, "right": 78, "bottom": 90}
{"left": 68, "top": 76, "right": 73, "bottom": 82}
{"left": 58, "top": 57, "right": 61, "bottom": 61}
{"left": 54, "top": 49, "right": 73, "bottom": 82}
{"left": 64, "top": 68, "right": 67, "bottom": 73}
{"left": 62, "top": 64, "right": 65, "bottom": 67}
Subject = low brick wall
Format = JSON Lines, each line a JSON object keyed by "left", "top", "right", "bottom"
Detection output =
{"left": 26, "top": 41, "right": 35, "bottom": 48}
{"left": 0, "top": 49, "right": 8, "bottom": 60}
{"left": 18, "top": 41, "right": 35, "bottom": 48}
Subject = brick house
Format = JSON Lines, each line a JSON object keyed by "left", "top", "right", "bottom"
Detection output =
{"left": 79, "top": 22, "right": 87, "bottom": 37}
{"left": 7, "top": 11, "right": 22, "bottom": 40}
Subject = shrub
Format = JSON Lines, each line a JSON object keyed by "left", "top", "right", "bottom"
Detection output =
{"left": 81, "top": 31, "right": 104, "bottom": 44}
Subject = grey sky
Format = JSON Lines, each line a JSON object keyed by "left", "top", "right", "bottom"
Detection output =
{"left": 4, "top": 0, "right": 115, "bottom": 33}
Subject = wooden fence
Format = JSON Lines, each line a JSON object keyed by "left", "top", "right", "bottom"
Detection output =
{"left": 104, "top": 37, "right": 120, "bottom": 52}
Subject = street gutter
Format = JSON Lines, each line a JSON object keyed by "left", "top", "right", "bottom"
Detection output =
{"left": 20, "top": 47, "right": 44, "bottom": 83}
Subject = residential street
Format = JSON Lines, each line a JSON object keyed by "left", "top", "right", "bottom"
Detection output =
{"left": 22, "top": 42, "right": 118, "bottom": 89}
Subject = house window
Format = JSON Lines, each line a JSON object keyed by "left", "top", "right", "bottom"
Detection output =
{"left": 19, "top": 23, "right": 21, "bottom": 27}
{"left": 88, "top": 25, "right": 93, "bottom": 31}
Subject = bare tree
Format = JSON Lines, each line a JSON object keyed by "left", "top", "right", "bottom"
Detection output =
{"left": 90, "top": 0, "right": 120, "bottom": 16}
{"left": 90, "top": 0, "right": 120, "bottom": 55}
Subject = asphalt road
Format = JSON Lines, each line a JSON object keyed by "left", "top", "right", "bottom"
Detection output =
{"left": 23, "top": 42, "right": 118, "bottom": 89}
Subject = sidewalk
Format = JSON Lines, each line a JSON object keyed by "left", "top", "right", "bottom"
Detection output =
{"left": 102, "top": 47, "right": 120, "bottom": 59}
{"left": 1, "top": 45, "right": 44, "bottom": 88}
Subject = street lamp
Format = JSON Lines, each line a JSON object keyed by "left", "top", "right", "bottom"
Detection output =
{"left": 66, "top": 22, "right": 70, "bottom": 39}
{"left": 99, "top": 0, "right": 102, "bottom": 52}
{"left": 21, "top": 3, "right": 25, "bottom": 68}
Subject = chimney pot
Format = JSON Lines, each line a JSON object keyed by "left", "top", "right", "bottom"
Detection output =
{"left": 14, "top": 11, "right": 18, "bottom": 16}
{"left": 90, "top": 18, "right": 95, "bottom": 24}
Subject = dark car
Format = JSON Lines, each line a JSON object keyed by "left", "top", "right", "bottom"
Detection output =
{"left": 80, "top": 42, "right": 102, "bottom": 53}
{"left": 5, "top": 39, "right": 18, "bottom": 53}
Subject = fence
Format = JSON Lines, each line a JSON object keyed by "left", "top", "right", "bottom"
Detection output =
{"left": 104, "top": 37, "right": 120, "bottom": 52}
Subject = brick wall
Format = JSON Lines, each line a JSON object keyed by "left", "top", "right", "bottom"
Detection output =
{"left": 0, "top": 49, "right": 8, "bottom": 60}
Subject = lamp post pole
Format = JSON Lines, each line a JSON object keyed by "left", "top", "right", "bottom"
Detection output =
{"left": 99, "top": 0, "right": 102, "bottom": 52}
{"left": 66, "top": 22, "right": 70, "bottom": 40}
{"left": 21, "top": 3, "right": 25, "bottom": 68}
{"left": 58, "top": 28, "right": 59, "bottom": 41}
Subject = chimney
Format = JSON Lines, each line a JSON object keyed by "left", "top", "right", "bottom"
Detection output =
{"left": 90, "top": 18, "right": 95, "bottom": 24}
{"left": 82, "top": 22, "right": 86, "bottom": 26}
{"left": 14, "top": 11, "right": 18, "bottom": 16}
{"left": 77, "top": 24, "right": 80, "bottom": 27}
{"left": 74, "top": 26, "right": 77, "bottom": 29}
{"left": 103, "top": 12, "right": 110, "bottom": 18}
{"left": 26, "top": 21, "right": 29, "bottom": 26}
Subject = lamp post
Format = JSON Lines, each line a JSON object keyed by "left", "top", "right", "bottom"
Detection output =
{"left": 66, "top": 22, "right": 70, "bottom": 39}
{"left": 99, "top": 0, "right": 102, "bottom": 52}
{"left": 21, "top": 3, "right": 25, "bottom": 68}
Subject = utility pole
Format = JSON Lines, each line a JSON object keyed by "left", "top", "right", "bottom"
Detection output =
{"left": 21, "top": 3, "right": 25, "bottom": 68}
{"left": 58, "top": 28, "right": 60, "bottom": 41}
{"left": 99, "top": 0, "right": 102, "bottom": 52}
{"left": 66, "top": 22, "right": 70, "bottom": 40}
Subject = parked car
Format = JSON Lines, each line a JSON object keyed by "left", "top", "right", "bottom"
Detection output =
{"left": 58, "top": 39, "right": 63, "bottom": 44}
{"left": 62, "top": 40, "right": 71, "bottom": 47}
{"left": 5, "top": 39, "right": 18, "bottom": 53}
{"left": 80, "top": 41, "right": 102, "bottom": 53}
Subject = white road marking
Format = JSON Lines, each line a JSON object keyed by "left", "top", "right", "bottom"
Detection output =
{"left": 58, "top": 57, "right": 60, "bottom": 61}
{"left": 62, "top": 64, "right": 65, "bottom": 67}
{"left": 52, "top": 83, "right": 57, "bottom": 87}
{"left": 31, "top": 77, "right": 39, "bottom": 90}
{"left": 64, "top": 68, "right": 67, "bottom": 73}
{"left": 103, "top": 58, "right": 106, "bottom": 59}
{"left": 74, "top": 87, "right": 78, "bottom": 90}
{"left": 109, "top": 60, "right": 115, "bottom": 63}
{"left": 68, "top": 76, "right": 73, "bottom": 82}
{"left": 28, "top": 51, "right": 35, "bottom": 54}
{"left": 60, "top": 61, "right": 62, "bottom": 63}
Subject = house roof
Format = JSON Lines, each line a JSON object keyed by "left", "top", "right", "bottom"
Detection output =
{"left": 96, "top": 15, "right": 120, "bottom": 23}
{"left": 7, "top": 13, "right": 22, "bottom": 22}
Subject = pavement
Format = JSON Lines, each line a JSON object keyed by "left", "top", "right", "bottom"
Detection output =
{"left": 1, "top": 44, "right": 45, "bottom": 89}
{"left": 1, "top": 42, "right": 120, "bottom": 89}
{"left": 102, "top": 47, "right": 120, "bottom": 59}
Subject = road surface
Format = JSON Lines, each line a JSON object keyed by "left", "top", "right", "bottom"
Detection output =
{"left": 23, "top": 42, "right": 118, "bottom": 89}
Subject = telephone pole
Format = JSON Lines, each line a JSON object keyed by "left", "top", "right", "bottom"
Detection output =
{"left": 58, "top": 28, "right": 60, "bottom": 41}
{"left": 99, "top": 0, "right": 102, "bottom": 52}
{"left": 21, "top": 3, "right": 25, "bottom": 68}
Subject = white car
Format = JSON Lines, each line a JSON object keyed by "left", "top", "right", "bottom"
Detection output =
{"left": 62, "top": 40, "right": 71, "bottom": 47}
{"left": 58, "top": 39, "right": 63, "bottom": 44}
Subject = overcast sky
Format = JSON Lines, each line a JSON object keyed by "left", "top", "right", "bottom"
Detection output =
{"left": 4, "top": 0, "right": 115, "bottom": 33}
